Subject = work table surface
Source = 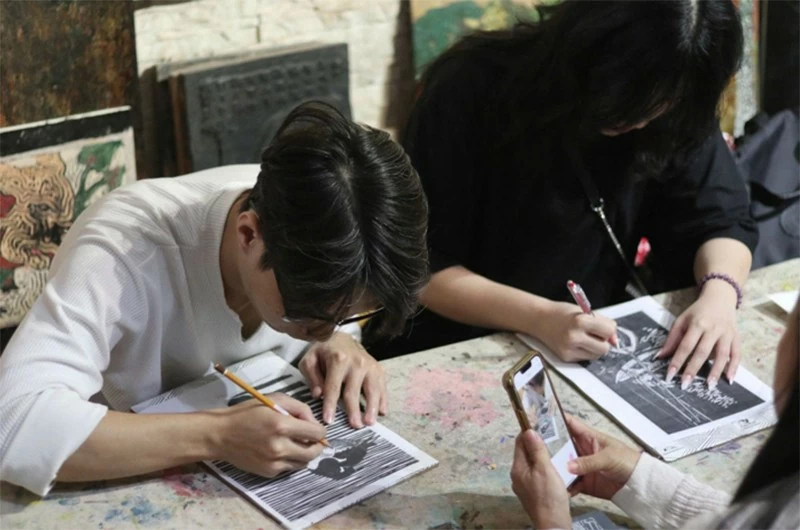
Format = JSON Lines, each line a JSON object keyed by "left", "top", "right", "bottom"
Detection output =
{"left": 2, "top": 259, "right": 796, "bottom": 530}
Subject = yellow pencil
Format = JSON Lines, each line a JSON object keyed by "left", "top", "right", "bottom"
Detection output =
{"left": 214, "top": 363, "right": 330, "bottom": 447}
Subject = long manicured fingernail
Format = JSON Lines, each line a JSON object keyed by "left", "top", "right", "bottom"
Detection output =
{"left": 665, "top": 366, "right": 677, "bottom": 383}
{"left": 680, "top": 376, "right": 691, "bottom": 391}
{"left": 707, "top": 378, "right": 718, "bottom": 391}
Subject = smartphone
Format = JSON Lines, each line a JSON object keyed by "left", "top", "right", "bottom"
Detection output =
{"left": 502, "top": 350, "right": 580, "bottom": 487}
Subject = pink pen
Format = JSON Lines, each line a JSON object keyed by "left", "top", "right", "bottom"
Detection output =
{"left": 567, "top": 280, "right": 618, "bottom": 346}
{"left": 566, "top": 280, "right": 593, "bottom": 315}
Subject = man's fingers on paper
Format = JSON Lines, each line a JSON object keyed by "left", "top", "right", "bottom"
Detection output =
{"left": 343, "top": 371, "right": 365, "bottom": 428}
{"left": 378, "top": 370, "right": 388, "bottom": 415}
{"left": 362, "top": 374, "right": 382, "bottom": 425}
{"left": 299, "top": 352, "right": 325, "bottom": 399}
{"left": 322, "top": 358, "right": 348, "bottom": 424}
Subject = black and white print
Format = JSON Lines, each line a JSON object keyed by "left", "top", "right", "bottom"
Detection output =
{"left": 133, "top": 352, "right": 437, "bottom": 530}
{"left": 580, "top": 311, "right": 764, "bottom": 434}
{"left": 213, "top": 373, "right": 435, "bottom": 529}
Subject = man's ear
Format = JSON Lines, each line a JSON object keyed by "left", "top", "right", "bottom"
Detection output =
{"left": 236, "top": 210, "right": 262, "bottom": 253}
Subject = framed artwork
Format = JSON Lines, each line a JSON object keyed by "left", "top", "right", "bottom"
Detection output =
{"left": 410, "top": 0, "right": 759, "bottom": 135}
{"left": 0, "top": 107, "right": 136, "bottom": 328}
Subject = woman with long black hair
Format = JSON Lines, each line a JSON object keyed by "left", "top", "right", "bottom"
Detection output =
{"left": 372, "top": 0, "right": 757, "bottom": 391}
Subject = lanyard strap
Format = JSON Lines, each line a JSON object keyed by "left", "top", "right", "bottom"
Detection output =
{"left": 570, "top": 150, "right": 649, "bottom": 298}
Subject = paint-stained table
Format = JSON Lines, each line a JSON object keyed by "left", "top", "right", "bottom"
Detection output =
{"left": 2, "top": 259, "right": 797, "bottom": 530}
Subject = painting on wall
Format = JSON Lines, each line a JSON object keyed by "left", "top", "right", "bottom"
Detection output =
{"left": 0, "top": 107, "right": 136, "bottom": 328}
{"left": 410, "top": 0, "right": 558, "bottom": 79}
{"left": 410, "top": 0, "right": 759, "bottom": 135}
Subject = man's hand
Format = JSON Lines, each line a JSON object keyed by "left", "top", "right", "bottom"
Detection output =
{"left": 299, "top": 331, "right": 387, "bottom": 428}
{"left": 214, "top": 393, "right": 326, "bottom": 477}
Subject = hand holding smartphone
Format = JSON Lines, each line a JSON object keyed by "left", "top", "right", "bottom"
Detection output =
{"left": 503, "top": 351, "right": 580, "bottom": 487}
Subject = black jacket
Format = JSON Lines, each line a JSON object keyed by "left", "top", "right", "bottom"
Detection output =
{"left": 369, "top": 50, "right": 758, "bottom": 358}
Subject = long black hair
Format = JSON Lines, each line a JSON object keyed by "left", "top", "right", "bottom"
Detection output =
{"left": 423, "top": 0, "right": 744, "bottom": 182}
{"left": 246, "top": 101, "right": 429, "bottom": 337}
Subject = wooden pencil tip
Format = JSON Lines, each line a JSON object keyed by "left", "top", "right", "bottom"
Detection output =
{"left": 213, "top": 363, "right": 226, "bottom": 374}
{"left": 320, "top": 438, "right": 331, "bottom": 447}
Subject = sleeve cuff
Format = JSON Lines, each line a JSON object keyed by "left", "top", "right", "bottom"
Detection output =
{"left": 337, "top": 322, "right": 362, "bottom": 342}
{"left": 1, "top": 388, "right": 107, "bottom": 496}
{"left": 612, "top": 453, "right": 731, "bottom": 530}
{"left": 612, "top": 453, "right": 686, "bottom": 529}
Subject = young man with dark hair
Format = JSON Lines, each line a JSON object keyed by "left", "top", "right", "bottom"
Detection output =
{"left": 0, "top": 102, "right": 429, "bottom": 495}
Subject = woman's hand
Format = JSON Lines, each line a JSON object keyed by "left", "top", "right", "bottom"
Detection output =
{"left": 536, "top": 301, "right": 618, "bottom": 362}
{"left": 565, "top": 415, "right": 641, "bottom": 500}
{"left": 656, "top": 280, "right": 740, "bottom": 389}
{"left": 511, "top": 430, "right": 572, "bottom": 529}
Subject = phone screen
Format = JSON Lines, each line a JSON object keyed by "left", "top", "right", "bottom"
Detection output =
{"left": 512, "top": 355, "right": 578, "bottom": 487}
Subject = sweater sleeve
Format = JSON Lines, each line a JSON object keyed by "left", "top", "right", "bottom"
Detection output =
{"left": 612, "top": 453, "right": 731, "bottom": 530}
{"left": 0, "top": 239, "right": 147, "bottom": 496}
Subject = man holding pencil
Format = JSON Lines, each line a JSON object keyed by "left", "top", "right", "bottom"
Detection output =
{"left": 0, "top": 102, "right": 429, "bottom": 496}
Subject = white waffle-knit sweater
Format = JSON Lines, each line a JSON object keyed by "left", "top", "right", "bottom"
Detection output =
{"left": 0, "top": 165, "right": 359, "bottom": 495}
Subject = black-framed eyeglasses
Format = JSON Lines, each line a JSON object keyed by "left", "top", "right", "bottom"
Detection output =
{"left": 281, "top": 307, "right": 384, "bottom": 328}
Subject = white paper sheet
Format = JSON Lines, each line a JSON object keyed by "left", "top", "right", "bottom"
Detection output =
{"left": 133, "top": 353, "right": 437, "bottom": 530}
{"left": 517, "top": 296, "right": 776, "bottom": 461}
{"left": 768, "top": 290, "right": 798, "bottom": 313}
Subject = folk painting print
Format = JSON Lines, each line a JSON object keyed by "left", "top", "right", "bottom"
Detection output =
{"left": 410, "top": 0, "right": 560, "bottom": 78}
{"left": 580, "top": 311, "right": 764, "bottom": 435}
{"left": 0, "top": 107, "right": 136, "bottom": 328}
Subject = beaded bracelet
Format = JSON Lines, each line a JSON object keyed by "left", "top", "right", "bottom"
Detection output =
{"left": 698, "top": 273, "right": 743, "bottom": 309}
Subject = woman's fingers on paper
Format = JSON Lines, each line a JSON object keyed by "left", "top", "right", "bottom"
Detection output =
{"left": 666, "top": 326, "right": 702, "bottom": 383}
{"left": 656, "top": 316, "right": 686, "bottom": 359}
{"left": 680, "top": 332, "right": 720, "bottom": 388}
{"left": 726, "top": 334, "right": 741, "bottom": 385}
{"left": 705, "top": 337, "right": 733, "bottom": 390}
